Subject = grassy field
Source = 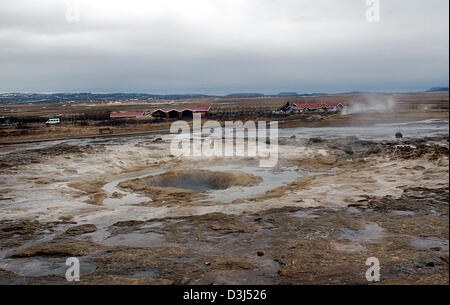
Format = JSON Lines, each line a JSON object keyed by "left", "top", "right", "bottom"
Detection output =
{"left": 1, "top": 92, "right": 448, "bottom": 142}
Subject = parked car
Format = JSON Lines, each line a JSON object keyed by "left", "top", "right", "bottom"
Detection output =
{"left": 45, "top": 118, "right": 61, "bottom": 125}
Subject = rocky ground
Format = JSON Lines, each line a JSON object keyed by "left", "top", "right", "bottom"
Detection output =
{"left": 0, "top": 186, "right": 448, "bottom": 285}
{"left": 0, "top": 133, "right": 448, "bottom": 285}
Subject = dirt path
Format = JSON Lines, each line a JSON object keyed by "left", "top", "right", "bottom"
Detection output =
{"left": 0, "top": 128, "right": 171, "bottom": 145}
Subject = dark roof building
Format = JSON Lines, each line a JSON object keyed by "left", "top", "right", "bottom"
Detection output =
{"left": 151, "top": 106, "right": 211, "bottom": 119}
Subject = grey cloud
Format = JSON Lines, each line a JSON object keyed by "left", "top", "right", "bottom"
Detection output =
{"left": 0, "top": 0, "right": 448, "bottom": 93}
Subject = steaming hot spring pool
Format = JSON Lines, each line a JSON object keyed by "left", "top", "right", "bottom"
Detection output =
{"left": 102, "top": 163, "right": 300, "bottom": 205}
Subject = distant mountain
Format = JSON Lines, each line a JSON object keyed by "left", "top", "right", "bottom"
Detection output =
{"left": 277, "top": 92, "right": 299, "bottom": 96}
{"left": 339, "top": 91, "right": 369, "bottom": 95}
{"left": 225, "top": 93, "right": 265, "bottom": 98}
{"left": 297, "top": 92, "right": 330, "bottom": 97}
{"left": 0, "top": 92, "right": 212, "bottom": 104}
{"left": 278, "top": 91, "right": 367, "bottom": 97}
{"left": 2, "top": 88, "right": 448, "bottom": 105}
{"left": 426, "top": 87, "right": 449, "bottom": 92}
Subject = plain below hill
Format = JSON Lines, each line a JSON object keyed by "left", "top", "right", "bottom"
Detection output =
{"left": 426, "top": 87, "right": 449, "bottom": 92}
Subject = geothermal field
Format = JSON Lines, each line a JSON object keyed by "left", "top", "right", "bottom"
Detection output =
{"left": 0, "top": 95, "right": 449, "bottom": 285}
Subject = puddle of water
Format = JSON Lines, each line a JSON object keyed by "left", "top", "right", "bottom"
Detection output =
{"left": 339, "top": 222, "right": 385, "bottom": 243}
{"left": 140, "top": 221, "right": 164, "bottom": 229}
{"left": 291, "top": 210, "right": 320, "bottom": 219}
{"left": 430, "top": 209, "right": 441, "bottom": 216}
{"left": 129, "top": 269, "right": 157, "bottom": 278}
{"left": 81, "top": 227, "right": 111, "bottom": 243}
{"left": 0, "top": 257, "right": 96, "bottom": 277}
{"left": 102, "top": 231, "right": 165, "bottom": 247}
{"left": 346, "top": 207, "right": 362, "bottom": 214}
{"left": 333, "top": 242, "right": 367, "bottom": 253}
{"left": 410, "top": 237, "right": 449, "bottom": 252}
{"left": 213, "top": 269, "right": 279, "bottom": 285}
{"left": 390, "top": 210, "right": 416, "bottom": 216}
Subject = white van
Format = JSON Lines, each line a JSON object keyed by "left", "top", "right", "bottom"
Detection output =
{"left": 45, "top": 118, "right": 60, "bottom": 125}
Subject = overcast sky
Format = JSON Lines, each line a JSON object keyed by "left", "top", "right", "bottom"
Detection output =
{"left": 0, "top": 0, "right": 448, "bottom": 94}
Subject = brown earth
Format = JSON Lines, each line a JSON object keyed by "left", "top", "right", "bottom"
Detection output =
{"left": 0, "top": 186, "right": 447, "bottom": 285}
